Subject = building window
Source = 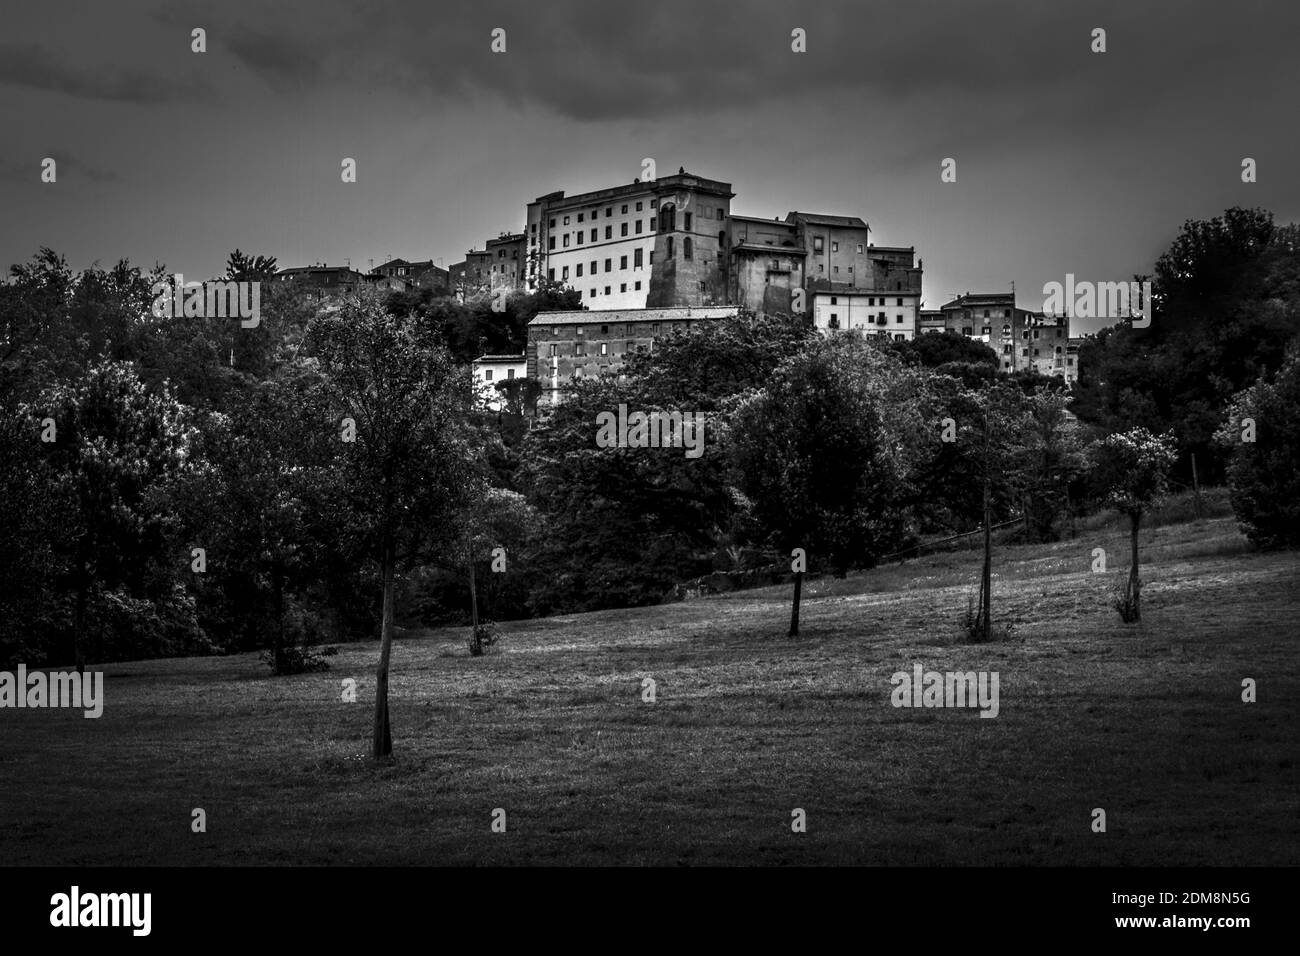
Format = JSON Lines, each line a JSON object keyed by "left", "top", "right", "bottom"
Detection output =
{"left": 635, "top": 220, "right": 643, "bottom": 234}
{"left": 604, "top": 258, "right": 612, "bottom": 272}
{"left": 636, "top": 201, "right": 643, "bottom": 211}
{"left": 620, "top": 255, "right": 628, "bottom": 269}
{"left": 814, "top": 237, "right": 824, "bottom": 252}
{"left": 562, "top": 266, "right": 569, "bottom": 280}
{"left": 621, "top": 223, "right": 629, "bottom": 237}
{"left": 833, "top": 266, "right": 839, "bottom": 274}
{"left": 590, "top": 289, "right": 596, "bottom": 297}
{"left": 1033, "top": 348, "right": 1040, "bottom": 356}
{"left": 684, "top": 212, "right": 692, "bottom": 230}
{"left": 590, "top": 229, "right": 596, "bottom": 242}
{"left": 896, "top": 315, "right": 903, "bottom": 323}
{"left": 590, "top": 260, "right": 597, "bottom": 274}
{"left": 650, "top": 216, "right": 657, "bottom": 231}
{"left": 548, "top": 268, "right": 555, "bottom": 281}
{"left": 548, "top": 237, "right": 556, "bottom": 251}
{"left": 605, "top": 286, "right": 611, "bottom": 295}
{"left": 832, "top": 241, "right": 839, "bottom": 252}
{"left": 577, "top": 264, "right": 584, "bottom": 277}
{"left": 577, "top": 233, "right": 584, "bottom": 245}
{"left": 634, "top": 281, "right": 641, "bottom": 290}
{"left": 605, "top": 226, "right": 612, "bottom": 240}
{"left": 634, "top": 248, "right": 643, "bottom": 268}
{"left": 829, "top": 313, "right": 838, "bottom": 327}
{"left": 549, "top": 218, "right": 556, "bottom": 228}
{"left": 620, "top": 283, "right": 627, "bottom": 292}
{"left": 563, "top": 235, "right": 570, "bottom": 248}
{"left": 1033, "top": 330, "right": 1040, "bottom": 339}
{"left": 650, "top": 198, "right": 657, "bottom": 208}
{"left": 606, "top": 207, "right": 612, "bottom": 216}
{"left": 548, "top": 344, "right": 557, "bottom": 356}
{"left": 648, "top": 251, "right": 655, "bottom": 265}
{"left": 563, "top": 216, "right": 570, "bottom": 225}
{"left": 484, "top": 369, "right": 493, "bottom": 381}
{"left": 818, "top": 264, "right": 824, "bottom": 273}
{"left": 897, "top": 298, "right": 903, "bottom": 306}
{"left": 982, "top": 326, "right": 991, "bottom": 335}
{"left": 848, "top": 266, "right": 853, "bottom": 274}
{"left": 1003, "top": 345, "right": 1012, "bottom": 354}
{"left": 621, "top": 204, "right": 628, "bottom": 214}
{"left": 507, "top": 368, "right": 515, "bottom": 379}
{"left": 1021, "top": 348, "right": 1029, "bottom": 356}
{"left": 667, "top": 236, "right": 674, "bottom": 258}
{"left": 683, "top": 237, "right": 692, "bottom": 260}
{"left": 577, "top": 213, "right": 584, "bottom": 223}
{"left": 601, "top": 343, "right": 608, "bottom": 355}
{"left": 857, "top": 244, "right": 864, "bottom": 254}
{"left": 962, "top": 327, "right": 973, "bottom": 336}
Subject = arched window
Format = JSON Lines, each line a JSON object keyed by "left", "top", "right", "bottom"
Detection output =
{"left": 660, "top": 204, "right": 676, "bottom": 232}
{"left": 683, "top": 237, "right": 693, "bottom": 260}
{"left": 667, "top": 235, "right": 674, "bottom": 258}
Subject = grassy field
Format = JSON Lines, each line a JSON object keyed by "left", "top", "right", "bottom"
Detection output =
{"left": 2, "top": 505, "right": 1296, "bottom": 865}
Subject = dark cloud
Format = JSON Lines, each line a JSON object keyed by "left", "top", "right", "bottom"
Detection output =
{"left": 0, "top": 41, "right": 208, "bottom": 104}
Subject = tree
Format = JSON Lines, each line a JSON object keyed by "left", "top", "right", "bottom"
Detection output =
{"left": 1072, "top": 209, "right": 1300, "bottom": 484}
{"left": 35, "top": 359, "right": 195, "bottom": 668}
{"left": 309, "top": 291, "right": 485, "bottom": 758}
{"left": 224, "top": 249, "right": 279, "bottom": 282}
{"left": 1091, "top": 428, "right": 1178, "bottom": 622}
{"left": 1217, "top": 348, "right": 1300, "bottom": 548}
{"left": 729, "top": 333, "right": 925, "bottom": 635}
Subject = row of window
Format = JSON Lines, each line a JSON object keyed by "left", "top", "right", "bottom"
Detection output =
{"left": 812, "top": 238, "right": 871, "bottom": 255}
{"left": 480, "top": 367, "right": 518, "bottom": 381}
{"left": 829, "top": 313, "right": 905, "bottom": 325}
{"left": 828, "top": 296, "right": 909, "bottom": 306}
{"left": 548, "top": 249, "right": 648, "bottom": 282}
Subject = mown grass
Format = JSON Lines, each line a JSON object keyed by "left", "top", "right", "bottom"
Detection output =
{"left": 1, "top": 510, "right": 1295, "bottom": 865}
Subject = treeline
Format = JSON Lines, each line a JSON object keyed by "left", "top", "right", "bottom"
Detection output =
{"left": 2, "top": 206, "right": 1298, "bottom": 672}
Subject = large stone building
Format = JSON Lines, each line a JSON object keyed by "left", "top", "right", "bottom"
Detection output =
{"left": 728, "top": 215, "right": 806, "bottom": 316}
{"left": 485, "top": 233, "right": 527, "bottom": 292}
{"left": 929, "top": 292, "right": 1077, "bottom": 383}
{"left": 527, "top": 306, "right": 739, "bottom": 405}
{"left": 524, "top": 169, "right": 734, "bottom": 311}
{"left": 372, "top": 258, "right": 449, "bottom": 293}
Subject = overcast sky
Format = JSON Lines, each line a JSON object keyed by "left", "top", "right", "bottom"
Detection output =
{"left": 1, "top": 0, "right": 1296, "bottom": 331}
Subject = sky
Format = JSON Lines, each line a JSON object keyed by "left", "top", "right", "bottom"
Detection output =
{"left": 1, "top": 0, "right": 1297, "bottom": 333}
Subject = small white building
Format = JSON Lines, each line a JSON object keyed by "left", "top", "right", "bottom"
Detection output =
{"left": 472, "top": 354, "right": 527, "bottom": 410}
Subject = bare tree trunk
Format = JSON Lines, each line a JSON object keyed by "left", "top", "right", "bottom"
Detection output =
{"left": 373, "top": 535, "right": 395, "bottom": 759}
{"left": 1129, "top": 513, "right": 1142, "bottom": 622}
{"left": 272, "top": 559, "right": 285, "bottom": 674}
{"left": 73, "top": 567, "right": 87, "bottom": 675}
{"left": 981, "top": 477, "right": 992, "bottom": 642}
{"left": 788, "top": 571, "right": 802, "bottom": 637}
{"left": 1191, "top": 453, "right": 1203, "bottom": 520}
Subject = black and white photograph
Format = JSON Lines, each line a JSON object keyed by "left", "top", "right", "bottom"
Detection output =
{"left": 0, "top": 0, "right": 1295, "bottom": 938}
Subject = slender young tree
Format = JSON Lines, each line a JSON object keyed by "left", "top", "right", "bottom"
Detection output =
{"left": 1092, "top": 427, "right": 1177, "bottom": 622}
{"left": 310, "top": 291, "right": 484, "bottom": 758}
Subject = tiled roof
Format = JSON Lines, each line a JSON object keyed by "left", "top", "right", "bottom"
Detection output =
{"left": 528, "top": 306, "right": 739, "bottom": 327}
